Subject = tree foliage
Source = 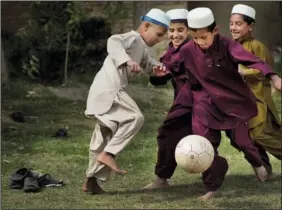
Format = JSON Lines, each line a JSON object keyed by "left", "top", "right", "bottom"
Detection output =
{"left": 3, "top": 1, "right": 111, "bottom": 84}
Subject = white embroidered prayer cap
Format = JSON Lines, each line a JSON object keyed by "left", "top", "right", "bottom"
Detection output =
{"left": 231, "top": 4, "right": 256, "bottom": 20}
{"left": 187, "top": 7, "right": 214, "bottom": 28}
{"left": 142, "top": 8, "right": 171, "bottom": 28}
{"left": 166, "top": 9, "right": 189, "bottom": 20}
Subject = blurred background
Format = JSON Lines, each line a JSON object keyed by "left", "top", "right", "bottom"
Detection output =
{"left": 1, "top": 2, "right": 281, "bottom": 209}
{"left": 1, "top": 1, "right": 281, "bottom": 86}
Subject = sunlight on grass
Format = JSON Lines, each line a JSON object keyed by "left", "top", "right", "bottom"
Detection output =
{"left": 1, "top": 79, "right": 281, "bottom": 209}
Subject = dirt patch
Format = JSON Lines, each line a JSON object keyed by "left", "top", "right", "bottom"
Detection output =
{"left": 47, "top": 85, "right": 88, "bottom": 101}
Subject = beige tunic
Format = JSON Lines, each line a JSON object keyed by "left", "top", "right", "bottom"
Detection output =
{"left": 85, "top": 30, "right": 160, "bottom": 181}
{"left": 85, "top": 30, "right": 159, "bottom": 115}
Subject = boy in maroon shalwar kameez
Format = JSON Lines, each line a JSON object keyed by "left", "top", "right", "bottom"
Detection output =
{"left": 142, "top": 9, "right": 193, "bottom": 190}
{"left": 166, "top": 7, "right": 282, "bottom": 201}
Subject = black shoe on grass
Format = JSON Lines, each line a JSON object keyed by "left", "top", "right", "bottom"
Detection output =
{"left": 23, "top": 177, "right": 40, "bottom": 193}
{"left": 9, "top": 168, "right": 31, "bottom": 189}
{"left": 38, "top": 173, "right": 64, "bottom": 187}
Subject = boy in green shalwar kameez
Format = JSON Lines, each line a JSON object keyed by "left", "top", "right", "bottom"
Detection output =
{"left": 230, "top": 4, "right": 282, "bottom": 178}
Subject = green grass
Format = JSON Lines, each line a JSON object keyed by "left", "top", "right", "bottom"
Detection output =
{"left": 1, "top": 78, "right": 281, "bottom": 209}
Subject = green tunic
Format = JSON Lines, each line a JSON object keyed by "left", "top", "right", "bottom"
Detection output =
{"left": 239, "top": 36, "right": 282, "bottom": 158}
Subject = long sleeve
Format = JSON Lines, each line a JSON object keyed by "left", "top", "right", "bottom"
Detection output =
{"left": 228, "top": 39, "right": 275, "bottom": 78}
{"left": 107, "top": 33, "right": 136, "bottom": 68}
{"left": 140, "top": 48, "right": 160, "bottom": 74}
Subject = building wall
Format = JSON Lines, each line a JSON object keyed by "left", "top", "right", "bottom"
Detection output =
{"left": 1, "top": 1, "right": 31, "bottom": 36}
{"left": 1, "top": 1, "right": 187, "bottom": 35}
{"left": 188, "top": 1, "right": 282, "bottom": 49}
{"left": 2, "top": 1, "right": 280, "bottom": 49}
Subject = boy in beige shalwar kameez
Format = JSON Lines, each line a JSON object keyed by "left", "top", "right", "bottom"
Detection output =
{"left": 83, "top": 8, "right": 171, "bottom": 194}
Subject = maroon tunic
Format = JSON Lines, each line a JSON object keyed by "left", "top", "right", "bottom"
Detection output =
{"left": 160, "top": 34, "right": 273, "bottom": 190}
{"left": 151, "top": 40, "right": 193, "bottom": 179}
{"left": 174, "top": 34, "right": 275, "bottom": 130}
{"left": 150, "top": 39, "right": 192, "bottom": 119}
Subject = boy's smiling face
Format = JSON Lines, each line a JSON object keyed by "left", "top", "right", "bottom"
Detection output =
{"left": 229, "top": 14, "right": 253, "bottom": 40}
{"left": 168, "top": 22, "right": 189, "bottom": 48}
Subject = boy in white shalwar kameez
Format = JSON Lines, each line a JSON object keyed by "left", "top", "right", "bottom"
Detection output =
{"left": 83, "top": 8, "right": 171, "bottom": 194}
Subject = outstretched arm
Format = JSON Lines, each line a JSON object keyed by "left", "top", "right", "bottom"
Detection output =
{"left": 228, "top": 40, "right": 281, "bottom": 91}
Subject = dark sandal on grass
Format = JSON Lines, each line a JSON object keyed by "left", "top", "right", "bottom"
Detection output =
{"left": 9, "top": 168, "right": 31, "bottom": 189}
{"left": 23, "top": 177, "right": 40, "bottom": 193}
{"left": 38, "top": 173, "right": 64, "bottom": 187}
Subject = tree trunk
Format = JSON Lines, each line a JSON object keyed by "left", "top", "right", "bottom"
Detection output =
{"left": 133, "top": 2, "right": 150, "bottom": 29}
{"left": 279, "top": 2, "right": 282, "bottom": 46}
{"left": 1, "top": 41, "right": 9, "bottom": 86}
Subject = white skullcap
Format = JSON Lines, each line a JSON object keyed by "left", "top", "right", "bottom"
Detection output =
{"left": 141, "top": 8, "right": 171, "bottom": 28}
{"left": 187, "top": 7, "right": 214, "bottom": 29}
{"left": 166, "top": 9, "right": 189, "bottom": 20}
{"left": 231, "top": 4, "right": 256, "bottom": 20}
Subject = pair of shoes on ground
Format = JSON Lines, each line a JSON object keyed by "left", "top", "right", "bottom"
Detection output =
{"left": 9, "top": 168, "right": 64, "bottom": 193}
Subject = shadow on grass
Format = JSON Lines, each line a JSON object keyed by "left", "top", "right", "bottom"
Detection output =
{"left": 103, "top": 174, "right": 281, "bottom": 206}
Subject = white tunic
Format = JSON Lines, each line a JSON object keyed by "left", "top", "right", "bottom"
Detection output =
{"left": 85, "top": 30, "right": 159, "bottom": 115}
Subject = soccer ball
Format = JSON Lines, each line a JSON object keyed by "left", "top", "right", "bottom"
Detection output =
{"left": 175, "top": 135, "right": 215, "bottom": 174}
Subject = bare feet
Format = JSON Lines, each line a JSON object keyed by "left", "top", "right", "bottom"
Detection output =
{"left": 258, "top": 166, "right": 276, "bottom": 181}
{"left": 97, "top": 152, "right": 128, "bottom": 175}
{"left": 267, "top": 172, "right": 276, "bottom": 180}
{"left": 265, "top": 166, "right": 276, "bottom": 180}
{"left": 142, "top": 178, "right": 169, "bottom": 190}
{"left": 253, "top": 166, "right": 268, "bottom": 182}
{"left": 198, "top": 191, "right": 217, "bottom": 201}
{"left": 82, "top": 177, "right": 105, "bottom": 194}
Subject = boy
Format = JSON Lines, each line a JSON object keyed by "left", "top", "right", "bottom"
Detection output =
{"left": 83, "top": 8, "right": 170, "bottom": 194}
{"left": 142, "top": 8, "right": 193, "bottom": 190}
{"left": 166, "top": 7, "right": 281, "bottom": 201}
{"left": 229, "top": 4, "right": 282, "bottom": 177}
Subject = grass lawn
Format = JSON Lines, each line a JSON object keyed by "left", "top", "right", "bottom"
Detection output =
{"left": 1, "top": 78, "right": 281, "bottom": 209}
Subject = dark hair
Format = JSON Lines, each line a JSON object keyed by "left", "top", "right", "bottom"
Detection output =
{"left": 189, "top": 21, "right": 217, "bottom": 32}
{"left": 241, "top": 14, "right": 255, "bottom": 25}
{"left": 170, "top": 19, "right": 188, "bottom": 28}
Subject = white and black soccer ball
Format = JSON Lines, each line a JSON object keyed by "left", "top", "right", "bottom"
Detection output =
{"left": 175, "top": 135, "right": 215, "bottom": 174}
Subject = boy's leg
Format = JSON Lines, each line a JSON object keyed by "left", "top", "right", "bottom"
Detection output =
{"left": 253, "top": 141, "right": 275, "bottom": 179}
{"left": 192, "top": 115, "right": 229, "bottom": 201}
{"left": 156, "top": 113, "right": 192, "bottom": 178}
{"left": 97, "top": 90, "right": 144, "bottom": 174}
{"left": 143, "top": 112, "right": 192, "bottom": 189}
{"left": 84, "top": 122, "right": 113, "bottom": 194}
{"left": 227, "top": 123, "right": 267, "bottom": 181}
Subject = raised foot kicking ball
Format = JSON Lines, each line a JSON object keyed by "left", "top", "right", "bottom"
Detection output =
{"left": 175, "top": 135, "right": 215, "bottom": 174}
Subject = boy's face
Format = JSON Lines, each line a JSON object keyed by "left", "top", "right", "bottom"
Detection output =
{"left": 141, "top": 22, "right": 166, "bottom": 47}
{"left": 189, "top": 27, "right": 218, "bottom": 50}
{"left": 168, "top": 22, "right": 189, "bottom": 48}
{"left": 229, "top": 14, "right": 253, "bottom": 40}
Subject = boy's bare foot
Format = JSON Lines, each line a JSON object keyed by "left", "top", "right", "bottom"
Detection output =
{"left": 82, "top": 177, "right": 105, "bottom": 194}
{"left": 97, "top": 152, "right": 127, "bottom": 175}
{"left": 265, "top": 166, "right": 276, "bottom": 180}
{"left": 266, "top": 172, "right": 276, "bottom": 180}
{"left": 142, "top": 178, "right": 169, "bottom": 190}
{"left": 198, "top": 191, "right": 217, "bottom": 201}
{"left": 253, "top": 166, "right": 268, "bottom": 182}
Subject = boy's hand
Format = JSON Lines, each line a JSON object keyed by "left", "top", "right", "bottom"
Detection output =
{"left": 153, "top": 63, "right": 170, "bottom": 77}
{"left": 127, "top": 60, "right": 141, "bottom": 73}
{"left": 270, "top": 74, "right": 281, "bottom": 91}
